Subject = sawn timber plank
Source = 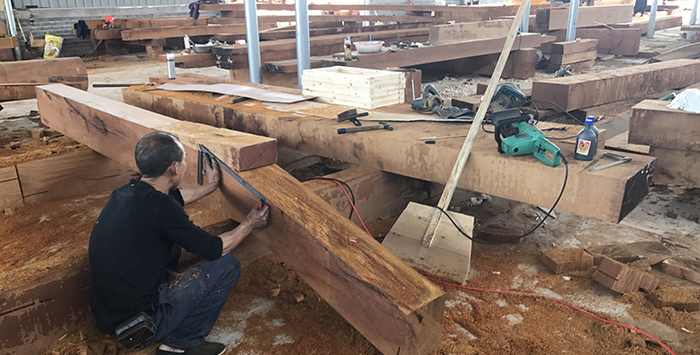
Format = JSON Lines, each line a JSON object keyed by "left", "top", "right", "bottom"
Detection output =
{"left": 531, "top": 59, "right": 700, "bottom": 111}
{"left": 122, "top": 75, "right": 657, "bottom": 223}
{"left": 35, "top": 84, "right": 446, "bottom": 355}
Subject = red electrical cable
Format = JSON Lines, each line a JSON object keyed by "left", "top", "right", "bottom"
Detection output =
{"left": 427, "top": 276, "right": 676, "bottom": 355}
{"left": 327, "top": 180, "right": 373, "bottom": 237}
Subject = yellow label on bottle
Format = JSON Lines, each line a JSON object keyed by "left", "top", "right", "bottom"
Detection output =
{"left": 577, "top": 139, "right": 591, "bottom": 156}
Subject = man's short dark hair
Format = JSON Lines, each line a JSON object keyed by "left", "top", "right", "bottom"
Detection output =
{"left": 134, "top": 132, "right": 184, "bottom": 178}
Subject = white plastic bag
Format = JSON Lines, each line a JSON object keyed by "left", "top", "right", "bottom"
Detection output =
{"left": 667, "top": 89, "right": 700, "bottom": 113}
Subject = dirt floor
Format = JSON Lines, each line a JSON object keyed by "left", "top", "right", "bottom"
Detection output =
{"left": 2, "top": 14, "right": 700, "bottom": 355}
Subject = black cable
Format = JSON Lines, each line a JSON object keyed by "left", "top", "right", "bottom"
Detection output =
{"left": 310, "top": 177, "right": 355, "bottom": 220}
{"left": 438, "top": 152, "right": 569, "bottom": 245}
{"left": 529, "top": 99, "right": 586, "bottom": 125}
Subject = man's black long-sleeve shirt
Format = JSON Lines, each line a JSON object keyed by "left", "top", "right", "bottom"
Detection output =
{"left": 89, "top": 179, "right": 223, "bottom": 334}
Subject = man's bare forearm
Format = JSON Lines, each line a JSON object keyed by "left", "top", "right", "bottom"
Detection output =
{"left": 180, "top": 182, "right": 218, "bottom": 205}
{"left": 219, "top": 222, "right": 254, "bottom": 256}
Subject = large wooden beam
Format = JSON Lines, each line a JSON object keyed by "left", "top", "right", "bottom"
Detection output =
{"left": 629, "top": 100, "right": 700, "bottom": 152}
{"left": 531, "top": 59, "right": 700, "bottom": 111}
{"left": 428, "top": 19, "right": 512, "bottom": 45}
{"left": 35, "top": 84, "right": 445, "bottom": 355}
{"left": 322, "top": 33, "right": 554, "bottom": 70}
{"left": 123, "top": 75, "right": 656, "bottom": 223}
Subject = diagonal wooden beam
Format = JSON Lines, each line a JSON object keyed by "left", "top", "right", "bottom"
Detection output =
{"left": 35, "top": 84, "right": 445, "bottom": 355}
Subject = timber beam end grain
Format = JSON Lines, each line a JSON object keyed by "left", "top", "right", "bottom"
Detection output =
{"left": 35, "top": 84, "right": 445, "bottom": 355}
{"left": 592, "top": 256, "right": 659, "bottom": 293}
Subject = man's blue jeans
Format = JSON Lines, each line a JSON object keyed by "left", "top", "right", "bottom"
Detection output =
{"left": 147, "top": 254, "right": 241, "bottom": 350}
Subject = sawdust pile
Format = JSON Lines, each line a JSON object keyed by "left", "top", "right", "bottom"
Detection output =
{"left": 0, "top": 135, "right": 86, "bottom": 168}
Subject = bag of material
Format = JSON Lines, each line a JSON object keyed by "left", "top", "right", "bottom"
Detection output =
{"left": 43, "top": 34, "right": 63, "bottom": 59}
{"left": 667, "top": 89, "right": 700, "bottom": 113}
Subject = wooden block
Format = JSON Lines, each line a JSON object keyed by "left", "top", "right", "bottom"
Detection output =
{"left": 146, "top": 45, "right": 164, "bottom": 60}
{"left": 549, "top": 49, "right": 598, "bottom": 66}
{"left": 593, "top": 256, "right": 659, "bottom": 293}
{"left": 574, "top": 28, "right": 641, "bottom": 56}
{"left": 625, "top": 241, "right": 673, "bottom": 265}
{"left": 428, "top": 19, "right": 513, "bottom": 45}
{"left": 451, "top": 96, "right": 481, "bottom": 111}
{"left": 647, "top": 286, "right": 700, "bottom": 312}
{"left": 158, "top": 52, "right": 217, "bottom": 67}
{"left": 36, "top": 84, "right": 445, "bottom": 355}
{"left": 382, "top": 202, "right": 473, "bottom": 283}
{"left": 585, "top": 243, "right": 638, "bottom": 265}
{"left": 547, "top": 58, "right": 596, "bottom": 73}
{"left": 16, "top": 149, "right": 134, "bottom": 204}
{"left": 532, "top": 59, "right": 700, "bottom": 111}
{"left": 540, "top": 248, "right": 594, "bottom": 274}
{"left": 551, "top": 39, "right": 599, "bottom": 55}
{"left": 0, "top": 166, "right": 22, "bottom": 210}
{"left": 662, "top": 258, "right": 700, "bottom": 284}
{"left": 649, "top": 147, "right": 700, "bottom": 187}
{"left": 629, "top": 100, "right": 700, "bottom": 152}
{"left": 0, "top": 36, "right": 17, "bottom": 49}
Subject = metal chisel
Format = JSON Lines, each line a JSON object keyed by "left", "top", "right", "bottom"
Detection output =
{"left": 197, "top": 144, "right": 266, "bottom": 210}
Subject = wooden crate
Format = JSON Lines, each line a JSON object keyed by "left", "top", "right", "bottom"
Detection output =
{"left": 301, "top": 66, "right": 405, "bottom": 109}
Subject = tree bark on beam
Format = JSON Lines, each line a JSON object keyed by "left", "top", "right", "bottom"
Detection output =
{"left": 35, "top": 84, "right": 445, "bottom": 355}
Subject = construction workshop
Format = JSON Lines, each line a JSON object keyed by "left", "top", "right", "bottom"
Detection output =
{"left": 1, "top": 0, "right": 700, "bottom": 354}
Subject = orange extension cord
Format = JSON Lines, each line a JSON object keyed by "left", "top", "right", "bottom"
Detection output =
{"left": 427, "top": 277, "right": 677, "bottom": 355}
{"left": 326, "top": 179, "right": 373, "bottom": 237}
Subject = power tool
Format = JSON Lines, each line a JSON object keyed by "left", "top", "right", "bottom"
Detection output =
{"left": 491, "top": 108, "right": 562, "bottom": 167}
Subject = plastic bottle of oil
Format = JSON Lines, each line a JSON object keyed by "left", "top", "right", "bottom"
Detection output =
{"left": 574, "top": 117, "right": 598, "bottom": 161}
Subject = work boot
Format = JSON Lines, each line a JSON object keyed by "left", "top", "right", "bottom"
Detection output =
{"left": 156, "top": 341, "right": 226, "bottom": 355}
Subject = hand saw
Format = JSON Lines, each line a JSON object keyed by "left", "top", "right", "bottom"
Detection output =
{"left": 197, "top": 144, "right": 266, "bottom": 210}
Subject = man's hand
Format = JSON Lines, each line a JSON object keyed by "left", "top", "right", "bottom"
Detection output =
{"left": 179, "top": 156, "right": 220, "bottom": 205}
{"left": 243, "top": 204, "right": 270, "bottom": 230}
{"left": 202, "top": 155, "right": 220, "bottom": 187}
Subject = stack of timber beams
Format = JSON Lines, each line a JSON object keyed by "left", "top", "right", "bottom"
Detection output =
{"left": 629, "top": 100, "right": 700, "bottom": 186}
{"left": 531, "top": 59, "right": 700, "bottom": 111}
{"left": 547, "top": 39, "right": 598, "bottom": 73}
{"left": 123, "top": 74, "right": 656, "bottom": 223}
{"left": 535, "top": 4, "right": 642, "bottom": 56}
{"left": 36, "top": 84, "right": 445, "bottom": 355}
{"left": 199, "top": 3, "right": 558, "bottom": 23}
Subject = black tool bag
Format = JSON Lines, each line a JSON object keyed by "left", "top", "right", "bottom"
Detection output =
{"left": 114, "top": 312, "right": 157, "bottom": 350}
